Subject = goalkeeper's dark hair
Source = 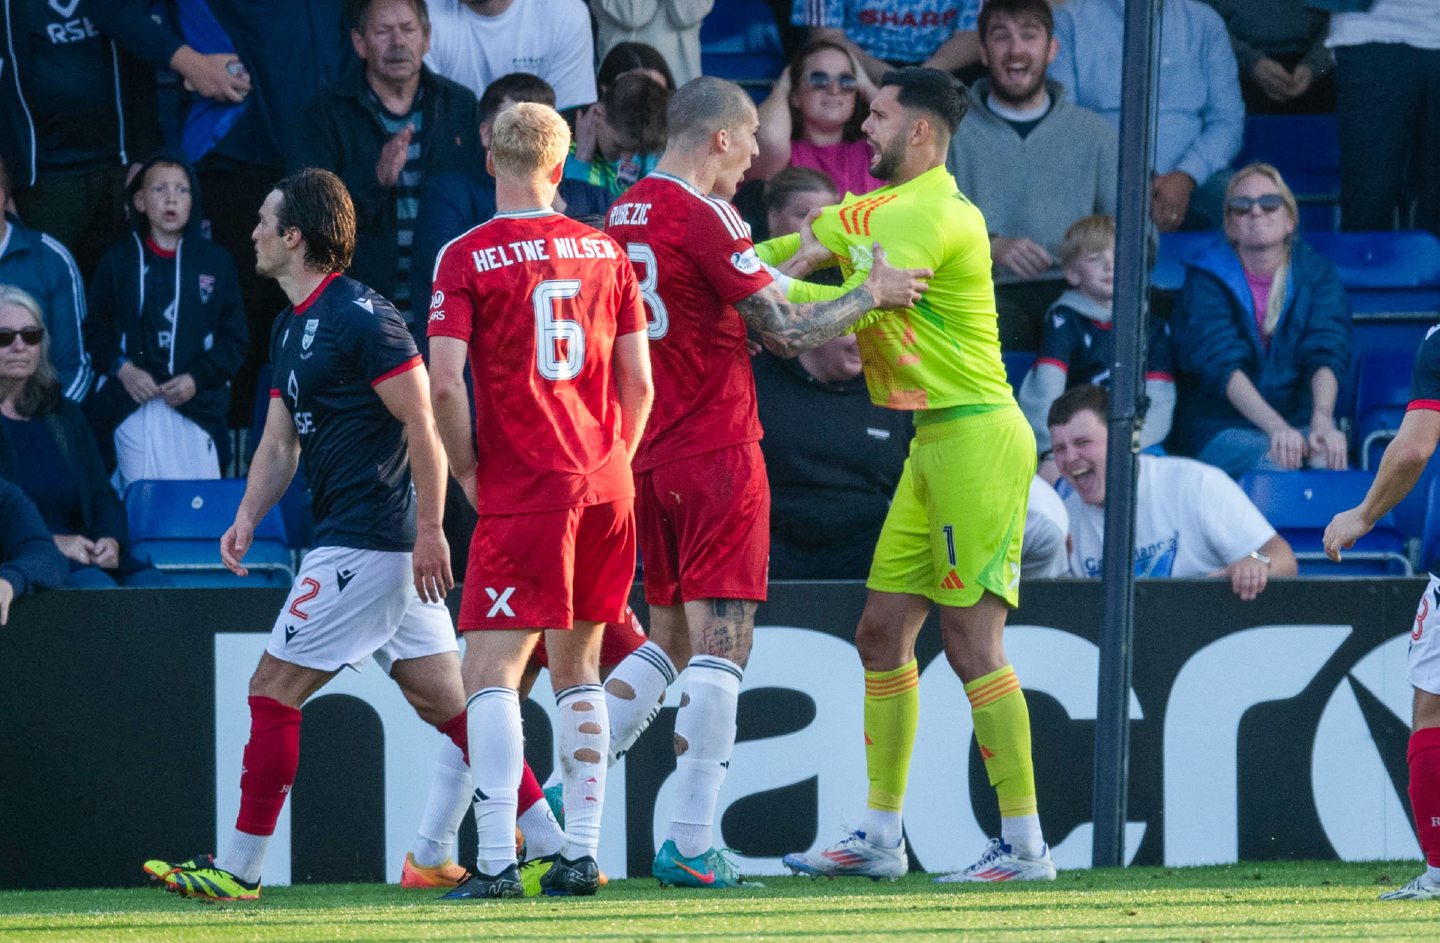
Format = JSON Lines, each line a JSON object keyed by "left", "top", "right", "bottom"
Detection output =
{"left": 879, "top": 67, "right": 969, "bottom": 140}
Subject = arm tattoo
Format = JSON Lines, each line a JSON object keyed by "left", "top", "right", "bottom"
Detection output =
{"left": 734, "top": 280, "right": 877, "bottom": 358}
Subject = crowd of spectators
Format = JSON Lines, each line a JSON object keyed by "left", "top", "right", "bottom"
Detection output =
{"left": 0, "top": 0, "right": 1435, "bottom": 620}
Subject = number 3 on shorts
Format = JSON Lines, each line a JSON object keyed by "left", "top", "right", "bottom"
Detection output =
{"left": 625, "top": 242, "right": 668, "bottom": 340}
{"left": 534, "top": 279, "right": 585, "bottom": 381}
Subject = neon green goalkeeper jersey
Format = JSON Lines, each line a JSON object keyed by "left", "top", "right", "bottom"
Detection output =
{"left": 803, "top": 164, "right": 1013, "bottom": 411}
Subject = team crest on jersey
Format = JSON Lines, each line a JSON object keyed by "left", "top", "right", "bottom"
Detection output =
{"left": 730, "top": 248, "right": 762, "bottom": 275}
{"left": 198, "top": 273, "right": 215, "bottom": 304}
{"left": 302, "top": 319, "right": 319, "bottom": 351}
{"left": 848, "top": 243, "right": 874, "bottom": 272}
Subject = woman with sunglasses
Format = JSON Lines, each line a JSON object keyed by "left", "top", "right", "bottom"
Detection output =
{"left": 1172, "top": 162, "right": 1351, "bottom": 478}
{"left": 750, "top": 40, "right": 882, "bottom": 196}
{"left": 0, "top": 285, "right": 169, "bottom": 588}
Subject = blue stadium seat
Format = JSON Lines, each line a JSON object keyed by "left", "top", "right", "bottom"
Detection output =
{"left": 126, "top": 479, "right": 293, "bottom": 587}
{"left": 1235, "top": 114, "right": 1341, "bottom": 231}
{"left": 700, "top": 0, "right": 785, "bottom": 92}
{"left": 1306, "top": 231, "right": 1440, "bottom": 315}
{"left": 1002, "top": 350, "right": 1036, "bottom": 396}
{"left": 1239, "top": 469, "right": 1411, "bottom": 576}
{"left": 1352, "top": 347, "right": 1419, "bottom": 469}
{"left": 1150, "top": 232, "right": 1213, "bottom": 292}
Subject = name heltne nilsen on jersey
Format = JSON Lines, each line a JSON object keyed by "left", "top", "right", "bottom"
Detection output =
{"left": 470, "top": 235, "right": 620, "bottom": 272}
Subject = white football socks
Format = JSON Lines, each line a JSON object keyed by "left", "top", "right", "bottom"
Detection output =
{"left": 667, "top": 655, "right": 742, "bottom": 858}
{"left": 858, "top": 810, "right": 904, "bottom": 849}
{"left": 555, "top": 683, "right": 609, "bottom": 860}
{"left": 467, "top": 687, "right": 523, "bottom": 875}
{"left": 517, "top": 799, "right": 565, "bottom": 859}
{"left": 605, "top": 641, "right": 676, "bottom": 764}
{"left": 1002, "top": 813, "right": 1046, "bottom": 860}
{"left": 411, "top": 737, "right": 471, "bottom": 868}
{"left": 216, "top": 829, "right": 268, "bottom": 885}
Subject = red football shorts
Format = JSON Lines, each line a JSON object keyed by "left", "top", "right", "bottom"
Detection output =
{"left": 531, "top": 605, "right": 647, "bottom": 669}
{"left": 459, "top": 498, "right": 636, "bottom": 631}
{"left": 637, "top": 441, "right": 770, "bottom": 606}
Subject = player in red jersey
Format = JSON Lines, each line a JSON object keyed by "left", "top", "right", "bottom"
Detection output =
{"left": 601, "top": 75, "right": 931, "bottom": 887}
{"left": 427, "top": 102, "right": 653, "bottom": 900}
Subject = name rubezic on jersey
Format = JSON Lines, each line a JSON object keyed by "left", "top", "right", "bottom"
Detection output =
{"left": 607, "top": 202, "right": 652, "bottom": 227}
{"left": 468, "top": 235, "right": 619, "bottom": 273}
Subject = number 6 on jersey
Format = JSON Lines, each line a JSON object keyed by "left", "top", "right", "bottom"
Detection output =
{"left": 534, "top": 279, "right": 586, "bottom": 381}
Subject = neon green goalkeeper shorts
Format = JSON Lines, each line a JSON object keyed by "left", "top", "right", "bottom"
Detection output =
{"left": 867, "top": 403, "right": 1035, "bottom": 608}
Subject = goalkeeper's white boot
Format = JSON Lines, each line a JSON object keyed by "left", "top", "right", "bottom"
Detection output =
{"left": 782, "top": 830, "right": 907, "bottom": 880}
{"left": 934, "top": 837, "right": 1056, "bottom": 883}
{"left": 1380, "top": 871, "right": 1440, "bottom": 900}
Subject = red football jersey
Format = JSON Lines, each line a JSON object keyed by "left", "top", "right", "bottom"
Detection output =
{"left": 428, "top": 210, "right": 646, "bottom": 514}
{"left": 604, "top": 173, "right": 774, "bottom": 472}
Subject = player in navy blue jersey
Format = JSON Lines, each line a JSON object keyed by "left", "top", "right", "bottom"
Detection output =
{"left": 1325, "top": 325, "right": 1440, "bottom": 901}
{"left": 142, "top": 168, "right": 471, "bottom": 903}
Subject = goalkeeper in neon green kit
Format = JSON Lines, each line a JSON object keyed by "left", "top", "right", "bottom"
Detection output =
{"left": 765, "top": 68, "right": 1055, "bottom": 884}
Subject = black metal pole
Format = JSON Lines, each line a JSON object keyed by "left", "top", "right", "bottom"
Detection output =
{"left": 1092, "top": 0, "right": 1163, "bottom": 869}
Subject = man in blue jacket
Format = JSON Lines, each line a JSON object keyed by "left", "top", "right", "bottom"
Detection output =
{"left": 0, "top": 156, "right": 91, "bottom": 402}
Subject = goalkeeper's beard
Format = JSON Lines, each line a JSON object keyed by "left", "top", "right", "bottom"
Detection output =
{"left": 871, "top": 135, "right": 907, "bottom": 183}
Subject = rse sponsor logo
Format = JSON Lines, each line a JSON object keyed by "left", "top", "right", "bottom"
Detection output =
{"left": 293, "top": 412, "right": 315, "bottom": 435}
{"left": 46, "top": 15, "right": 98, "bottom": 43}
{"left": 730, "top": 248, "right": 762, "bottom": 275}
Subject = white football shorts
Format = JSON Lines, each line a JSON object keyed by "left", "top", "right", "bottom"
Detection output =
{"left": 1409, "top": 573, "right": 1440, "bottom": 696}
{"left": 266, "top": 545, "right": 458, "bottom": 674}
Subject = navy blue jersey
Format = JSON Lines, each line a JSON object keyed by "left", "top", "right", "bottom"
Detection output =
{"left": 1035, "top": 302, "right": 1175, "bottom": 388}
{"left": 1410, "top": 325, "right": 1440, "bottom": 410}
{"left": 269, "top": 274, "right": 422, "bottom": 551}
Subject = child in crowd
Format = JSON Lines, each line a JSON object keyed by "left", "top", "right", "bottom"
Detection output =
{"left": 86, "top": 151, "right": 247, "bottom": 489}
{"left": 565, "top": 72, "right": 670, "bottom": 197}
{"left": 1019, "top": 215, "right": 1175, "bottom": 480}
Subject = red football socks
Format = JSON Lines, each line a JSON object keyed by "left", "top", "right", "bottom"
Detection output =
{"left": 235, "top": 696, "right": 302, "bottom": 836}
{"left": 1409, "top": 727, "right": 1440, "bottom": 867}
{"left": 438, "top": 710, "right": 468, "bottom": 765}
{"left": 519, "top": 760, "right": 545, "bottom": 815}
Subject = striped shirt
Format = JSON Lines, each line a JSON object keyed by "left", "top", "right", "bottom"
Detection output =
{"left": 372, "top": 93, "right": 425, "bottom": 314}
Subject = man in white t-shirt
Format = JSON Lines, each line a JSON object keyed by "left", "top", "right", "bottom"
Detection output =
{"left": 1048, "top": 385, "right": 1296, "bottom": 600}
{"left": 1022, "top": 475, "right": 1070, "bottom": 579}
{"left": 423, "top": 0, "right": 597, "bottom": 110}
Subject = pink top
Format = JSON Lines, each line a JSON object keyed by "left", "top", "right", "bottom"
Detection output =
{"left": 1243, "top": 268, "right": 1274, "bottom": 348}
{"left": 790, "top": 138, "right": 882, "bottom": 196}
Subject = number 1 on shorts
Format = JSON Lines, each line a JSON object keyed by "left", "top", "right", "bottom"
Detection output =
{"left": 942, "top": 524, "right": 957, "bottom": 567}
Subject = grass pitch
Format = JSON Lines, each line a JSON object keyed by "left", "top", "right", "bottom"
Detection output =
{"left": 1, "top": 861, "right": 1435, "bottom": 943}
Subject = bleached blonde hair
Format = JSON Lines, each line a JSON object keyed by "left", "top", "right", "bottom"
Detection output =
{"left": 490, "top": 102, "right": 571, "bottom": 178}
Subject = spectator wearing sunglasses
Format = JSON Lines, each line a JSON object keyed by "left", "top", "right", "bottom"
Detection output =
{"left": 751, "top": 40, "right": 883, "bottom": 195}
{"left": 1172, "top": 163, "right": 1351, "bottom": 478}
{"left": 0, "top": 156, "right": 91, "bottom": 403}
{"left": 0, "top": 285, "right": 169, "bottom": 589}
